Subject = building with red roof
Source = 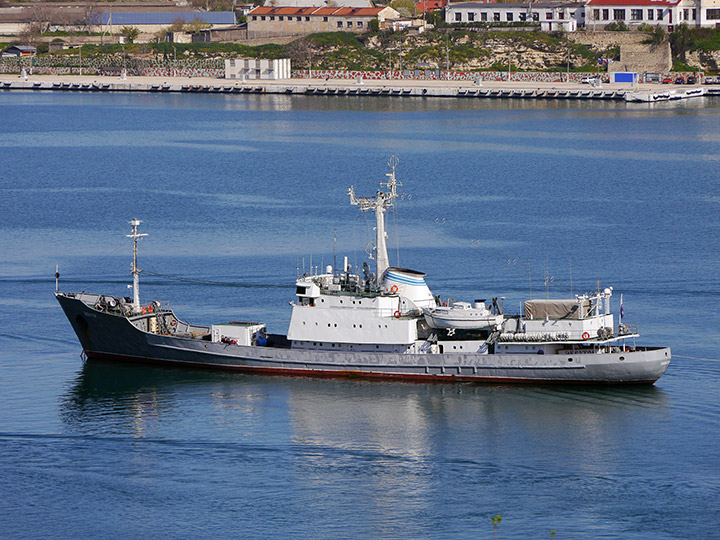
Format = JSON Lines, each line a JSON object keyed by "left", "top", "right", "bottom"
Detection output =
{"left": 247, "top": 5, "right": 400, "bottom": 37}
{"left": 415, "top": 0, "right": 448, "bottom": 14}
{"left": 588, "top": 0, "right": 720, "bottom": 29}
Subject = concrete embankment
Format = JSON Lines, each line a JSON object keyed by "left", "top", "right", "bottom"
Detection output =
{"left": 2, "top": 74, "right": 718, "bottom": 101}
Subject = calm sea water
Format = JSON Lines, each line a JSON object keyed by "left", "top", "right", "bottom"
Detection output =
{"left": 1, "top": 91, "right": 719, "bottom": 539}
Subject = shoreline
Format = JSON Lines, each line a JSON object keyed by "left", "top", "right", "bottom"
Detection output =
{"left": 2, "top": 73, "right": 718, "bottom": 100}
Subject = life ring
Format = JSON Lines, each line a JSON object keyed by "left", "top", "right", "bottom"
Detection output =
{"left": 394, "top": 310, "right": 401, "bottom": 319}
{"left": 390, "top": 285, "right": 398, "bottom": 293}
{"left": 147, "top": 304, "right": 154, "bottom": 313}
{"left": 582, "top": 332, "right": 590, "bottom": 341}
{"left": 141, "top": 307, "right": 146, "bottom": 314}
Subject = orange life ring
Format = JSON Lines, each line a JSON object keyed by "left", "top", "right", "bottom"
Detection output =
{"left": 390, "top": 285, "right": 398, "bottom": 293}
{"left": 394, "top": 310, "right": 401, "bottom": 319}
{"left": 147, "top": 304, "right": 153, "bottom": 313}
{"left": 582, "top": 332, "right": 590, "bottom": 341}
{"left": 141, "top": 307, "right": 146, "bottom": 314}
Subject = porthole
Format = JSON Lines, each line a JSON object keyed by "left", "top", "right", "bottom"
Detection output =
{"left": 359, "top": 324, "right": 362, "bottom": 328}
{"left": 619, "top": 356, "right": 625, "bottom": 361}
{"left": 568, "top": 358, "right": 573, "bottom": 362}
{"left": 328, "top": 323, "right": 331, "bottom": 327}
{"left": 353, "top": 324, "right": 356, "bottom": 328}
{"left": 334, "top": 323, "right": 337, "bottom": 327}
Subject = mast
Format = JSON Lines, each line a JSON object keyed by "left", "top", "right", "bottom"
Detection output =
{"left": 348, "top": 156, "right": 400, "bottom": 280}
{"left": 126, "top": 218, "right": 148, "bottom": 313}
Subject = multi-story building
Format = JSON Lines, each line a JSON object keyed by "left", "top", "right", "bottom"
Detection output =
{"left": 247, "top": 6, "right": 400, "bottom": 38}
{"left": 445, "top": 2, "right": 586, "bottom": 30}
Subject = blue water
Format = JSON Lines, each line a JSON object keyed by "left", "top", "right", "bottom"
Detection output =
{"left": 1, "top": 91, "right": 719, "bottom": 539}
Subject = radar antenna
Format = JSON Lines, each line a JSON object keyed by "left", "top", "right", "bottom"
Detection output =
{"left": 126, "top": 218, "right": 148, "bottom": 313}
{"left": 348, "top": 156, "right": 401, "bottom": 280}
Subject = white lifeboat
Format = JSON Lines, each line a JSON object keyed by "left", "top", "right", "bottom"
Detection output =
{"left": 423, "top": 300, "right": 503, "bottom": 330}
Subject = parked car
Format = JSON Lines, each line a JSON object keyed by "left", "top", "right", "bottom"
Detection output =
{"left": 581, "top": 75, "right": 599, "bottom": 84}
{"left": 675, "top": 77, "right": 685, "bottom": 84}
{"left": 686, "top": 75, "right": 697, "bottom": 84}
{"left": 703, "top": 76, "right": 718, "bottom": 85}
{"left": 662, "top": 76, "right": 673, "bottom": 84}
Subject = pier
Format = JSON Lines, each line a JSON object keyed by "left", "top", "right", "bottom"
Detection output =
{"left": 2, "top": 74, "right": 719, "bottom": 101}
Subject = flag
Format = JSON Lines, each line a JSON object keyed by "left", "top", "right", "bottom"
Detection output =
{"left": 620, "top": 294, "right": 624, "bottom": 320}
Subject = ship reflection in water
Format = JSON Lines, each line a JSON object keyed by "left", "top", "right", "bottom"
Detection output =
{"left": 58, "top": 360, "right": 676, "bottom": 536}
{"left": 61, "top": 359, "right": 669, "bottom": 455}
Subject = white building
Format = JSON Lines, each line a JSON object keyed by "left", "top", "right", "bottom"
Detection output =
{"left": 585, "top": 0, "right": 720, "bottom": 28}
{"left": 225, "top": 58, "right": 292, "bottom": 80}
{"left": 445, "top": 2, "right": 586, "bottom": 29}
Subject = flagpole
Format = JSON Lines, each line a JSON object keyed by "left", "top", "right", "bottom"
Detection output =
{"left": 620, "top": 293, "right": 624, "bottom": 352}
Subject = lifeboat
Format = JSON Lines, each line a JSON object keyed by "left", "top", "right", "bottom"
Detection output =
{"left": 423, "top": 301, "right": 503, "bottom": 330}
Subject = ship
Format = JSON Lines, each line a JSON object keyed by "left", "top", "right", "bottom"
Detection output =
{"left": 56, "top": 158, "right": 671, "bottom": 384}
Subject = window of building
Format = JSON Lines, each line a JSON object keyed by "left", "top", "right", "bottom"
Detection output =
{"left": 602, "top": 9, "right": 609, "bottom": 20}
{"left": 481, "top": 12, "right": 488, "bottom": 21}
{"left": 261, "top": 15, "right": 266, "bottom": 20}
{"left": 546, "top": 12, "right": 552, "bottom": 20}
{"left": 683, "top": 9, "right": 688, "bottom": 20}
{"left": 323, "top": 16, "right": 328, "bottom": 21}
{"left": 358, "top": 20, "right": 363, "bottom": 27}
{"left": 347, "top": 21, "right": 352, "bottom": 27}
{"left": 520, "top": 12, "right": 527, "bottom": 21}
{"left": 708, "top": 8, "right": 720, "bottom": 19}
{"left": 468, "top": 12, "right": 475, "bottom": 21}
{"left": 455, "top": 12, "right": 461, "bottom": 21}
{"left": 657, "top": 9, "right": 663, "bottom": 20}
{"left": 532, "top": 12, "right": 539, "bottom": 21}
{"left": 252, "top": 15, "right": 257, "bottom": 20}
{"left": 337, "top": 20, "right": 343, "bottom": 27}
{"left": 593, "top": 8, "right": 600, "bottom": 19}
{"left": 270, "top": 15, "right": 275, "bottom": 20}
{"left": 494, "top": 12, "right": 500, "bottom": 21}
{"left": 305, "top": 16, "right": 310, "bottom": 20}
{"left": 692, "top": 8, "right": 697, "bottom": 19}
{"left": 297, "top": 16, "right": 301, "bottom": 21}
{"left": 631, "top": 9, "right": 642, "bottom": 20}
{"left": 613, "top": 9, "right": 625, "bottom": 20}
{"left": 558, "top": 12, "right": 564, "bottom": 19}
{"left": 647, "top": 9, "right": 653, "bottom": 20}
{"left": 279, "top": 16, "right": 283, "bottom": 20}
{"left": 507, "top": 12, "right": 513, "bottom": 21}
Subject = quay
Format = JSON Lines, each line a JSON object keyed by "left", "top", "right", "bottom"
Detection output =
{"left": 2, "top": 74, "right": 719, "bottom": 101}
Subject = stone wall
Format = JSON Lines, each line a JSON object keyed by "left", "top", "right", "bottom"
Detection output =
{"left": 610, "top": 42, "right": 672, "bottom": 73}
{"left": 568, "top": 30, "right": 647, "bottom": 50}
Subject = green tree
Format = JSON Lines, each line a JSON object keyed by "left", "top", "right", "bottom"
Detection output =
{"left": 167, "top": 18, "right": 186, "bottom": 33}
{"left": 670, "top": 23, "right": 692, "bottom": 62}
{"left": 390, "top": 0, "right": 416, "bottom": 17}
{"left": 120, "top": 26, "right": 140, "bottom": 43}
{"left": 187, "top": 17, "right": 211, "bottom": 33}
{"left": 368, "top": 18, "right": 380, "bottom": 32}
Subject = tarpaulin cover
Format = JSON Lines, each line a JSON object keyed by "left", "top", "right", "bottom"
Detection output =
{"left": 524, "top": 299, "right": 590, "bottom": 319}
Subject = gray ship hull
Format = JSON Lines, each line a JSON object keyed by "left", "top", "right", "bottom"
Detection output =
{"left": 57, "top": 293, "right": 671, "bottom": 384}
